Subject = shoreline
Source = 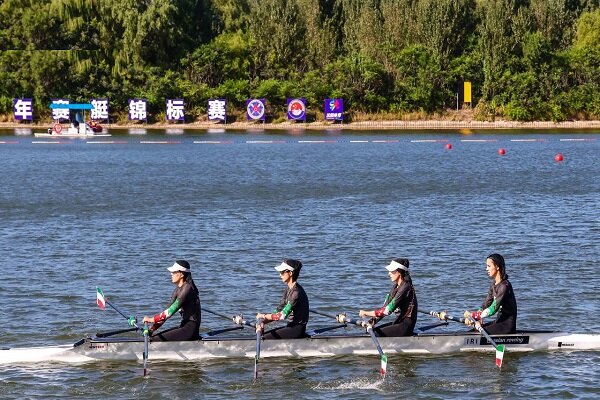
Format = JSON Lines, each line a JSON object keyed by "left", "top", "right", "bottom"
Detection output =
{"left": 2, "top": 119, "right": 600, "bottom": 131}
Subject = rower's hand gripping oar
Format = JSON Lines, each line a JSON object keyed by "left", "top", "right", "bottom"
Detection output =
{"left": 310, "top": 309, "right": 388, "bottom": 379}
{"left": 254, "top": 317, "right": 264, "bottom": 382}
{"left": 419, "top": 309, "right": 505, "bottom": 369}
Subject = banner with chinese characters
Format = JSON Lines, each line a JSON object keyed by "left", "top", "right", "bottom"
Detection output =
{"left": 208, "top": 99, "right": 226, "bottom": 122}
{"left": 90, "top": 99, "right": 109, "bottom": 120}
{"left": 128, "top": 99, "right": 147, "bottom": 121}
{"left": 13, "top": 98, "right": 33, "bottom": 121}
{"left": 246, "top": 99, "right": 266, "bottom": 121}
{"left": 287, "top": 98, "right": 306, "bottom": 121}
{"left": 51, "top": 99, "right": 70, "bottom": 121}
{"left": 166, "top": 99, "right": 185, "bottom": 121}
{"left": 324, "top": 98, "right": 343, "bottom": 121}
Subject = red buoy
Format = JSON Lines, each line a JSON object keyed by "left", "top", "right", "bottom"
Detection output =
{"left": 445, "top": 143, "right": 452, "bottom": 150}
{"left": 555, "top": 153, "right": 564, "bottom": 162}
{"left": 498, "top": 148, "right": 506, "bottom": 156}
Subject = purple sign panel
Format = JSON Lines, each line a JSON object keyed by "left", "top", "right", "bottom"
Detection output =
{"left": 128, "top": 99, "right": 147, "bottom": 120}
{"left": 208, "top": 99, "right": 226, "bottom": 122}
{"left": 287, "top": 98, "right": 306, "bottom": 121}
{"left": 324, "top": 98, "right": 344, "bottom": 121}
{"left": 166, "top": 99, "right": 185, "bottom": 121}
{"left": 13, "top": 98, "right": 33, "bottom": 121}
{"left": 246, "top": 98, "right": 266, "bottom": 121}
{"left": 51, "top": 99, "right": 70, "bottom": 121}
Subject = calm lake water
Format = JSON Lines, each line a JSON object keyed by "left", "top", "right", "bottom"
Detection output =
{"left": 0, "top": 128, "right": 599, "bottom": 399}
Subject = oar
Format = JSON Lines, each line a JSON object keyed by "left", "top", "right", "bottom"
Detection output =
{"left": 96, "top": 287, "right": 139, "bottom": 330}
{"left": 95, "top": 327, "right": 138, "bottom": 338}
{"left": 254, "top": 317, "right": 264, "bottom": 382}
{"left": 310, "top": 309, "right": 388, "bottom": 378}
{"left": 419, "top": 309, "right": 505, "bottom": 368}
{"left": 418, "top": 309, "right": 464, "bottom": 324}
{"left": 416, "top": 322, "right": 449, "bottom": 333}
{"left": 307, "top": 324, "right": 347, "bottom": 336}
{"left": 201, "top": 326, "right": 244, "bottom": 338}
{"left": 202, "top": 307, "right": 256, "bottom": 328}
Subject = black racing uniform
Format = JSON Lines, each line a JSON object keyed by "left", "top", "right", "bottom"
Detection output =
{"left": 480, "top": 278, "right": 517, "bottom": 334}
{"left": 151, "top": 280, "right": 201, "bottom": 342}
{"left": 263, "top": 283, "right": 309, "bottom": 339}
{"left": 373, "top": 280, "right": 418, "bottom": 337}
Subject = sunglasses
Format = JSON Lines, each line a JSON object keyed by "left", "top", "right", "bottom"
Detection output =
{"left": 279, "top": 270, "right": 291, "bottom": 275}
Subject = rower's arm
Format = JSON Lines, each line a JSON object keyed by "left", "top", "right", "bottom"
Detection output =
{"left": 481, "top": 282, "right": 508, "bottom": 318}
{"left": 152, "top": 298, "right": 181, "bottom": 324}
{"left": 269, "top": 301, "right": 292, "bottom": 321}
{"left": 374, "top": 286, "right": 408, "bottom": 318}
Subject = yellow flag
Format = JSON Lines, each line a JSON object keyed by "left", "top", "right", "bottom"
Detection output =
{"left": 464, "top": 82, "right": 472, "bottom": 103}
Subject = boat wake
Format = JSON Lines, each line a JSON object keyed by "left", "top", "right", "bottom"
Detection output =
{"left": 313, "top": 376, "right": 385, "bottom": 391}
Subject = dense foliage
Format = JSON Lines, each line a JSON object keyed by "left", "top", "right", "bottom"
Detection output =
{"left": 1, "top": 0, "right": 599, "bottom": 121}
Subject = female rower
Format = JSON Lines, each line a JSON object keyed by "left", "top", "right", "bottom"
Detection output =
{"left": 464, "top": 253, "right": 517, "bottom": 334}
{"left": 142, "top": 260, "right": 201, "bottom": 341}
{"left": 352, "top": 258, "right": 418, "bottom": 337}
{"left": 255, "top": 259, "right": 309, "bottom": 339}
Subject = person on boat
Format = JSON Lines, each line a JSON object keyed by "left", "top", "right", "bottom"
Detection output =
{"left": 464, "top": 253, "right": 517, "bottom": 334}
{"left": 347, "top": 258, "right": 418, "bottom": 337}
{"left": 254, "top": 259, "right": 309, "bottom": 339}
{"left": 142, "top": 260, "right": 201, "bottom": 341}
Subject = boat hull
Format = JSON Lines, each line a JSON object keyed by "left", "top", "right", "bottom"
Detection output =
{"left": 2, "top": 331, "right": 599, "bottom": 364}
{"left": 33, "top": 133, "right": 111, "bottom": 138}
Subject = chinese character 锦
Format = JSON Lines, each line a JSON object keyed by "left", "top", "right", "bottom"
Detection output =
{"left": 129, "top": 99, "right": 147, "bottom": 120}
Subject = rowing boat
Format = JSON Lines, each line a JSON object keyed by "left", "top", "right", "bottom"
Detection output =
{"left": 2, "top": 330, "right": 599, "bottom": 365}
{"left": 33, "top": 131, "right": 112, "bottom": 138}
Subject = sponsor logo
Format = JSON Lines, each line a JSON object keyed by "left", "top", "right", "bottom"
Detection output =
{"left": 287, "top": 98, "right": 306, "bottom": 120}
{"left": 558, "top": 342, "right": 574, "bottom": 347}
{"left": 247, "top": 99, "right": 265, "bottom": 120}
{"left": 89, "top": 343, "right": 107, "bottom": 350}
{"left": 481, "top": 336, "right": 529, "bottom": 345}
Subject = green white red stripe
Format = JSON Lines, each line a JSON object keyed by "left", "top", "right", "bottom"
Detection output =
{"left": 96, "top": 287, "right": 106, "bottom": 310}
{"left": 380, "top": 354, "right": 388, "bottom": 377}
{"left": 495, "top": 344, "right": 505, "bottom": 368}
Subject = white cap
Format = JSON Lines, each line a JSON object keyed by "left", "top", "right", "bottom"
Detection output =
{"left": 385, "top": 259, "right": 409, "bottom": 272}
{"left": 274, "top": 261, "right": 295, "bottom": 272}
{"left": 167, "top": 260, "right": 190, "bottom": 273}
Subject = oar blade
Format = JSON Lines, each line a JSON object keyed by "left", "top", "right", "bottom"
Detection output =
{"left": 380, "top": 354, "right": 388, "bottom": 379}
{"left": 495, "top": 344, "right": 505, "bottom": 369}
{"left": 253, "top": 354, "right": 259, "bottom": 382}
{"left": 96, "top": 287, "right": 106, "bottom": 310}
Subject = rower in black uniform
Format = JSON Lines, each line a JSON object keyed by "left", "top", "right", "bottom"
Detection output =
{"left": 255, "top": 259, "right": 309, "bottom": 339}
{"left": 464, "top": 253, "right": 517, "bottom": 334}
{"left": 346, "top": 258, "right": 418, "bottom": 337}
{"left": 142, "top": 260, "right": 201, "bottom": 341}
